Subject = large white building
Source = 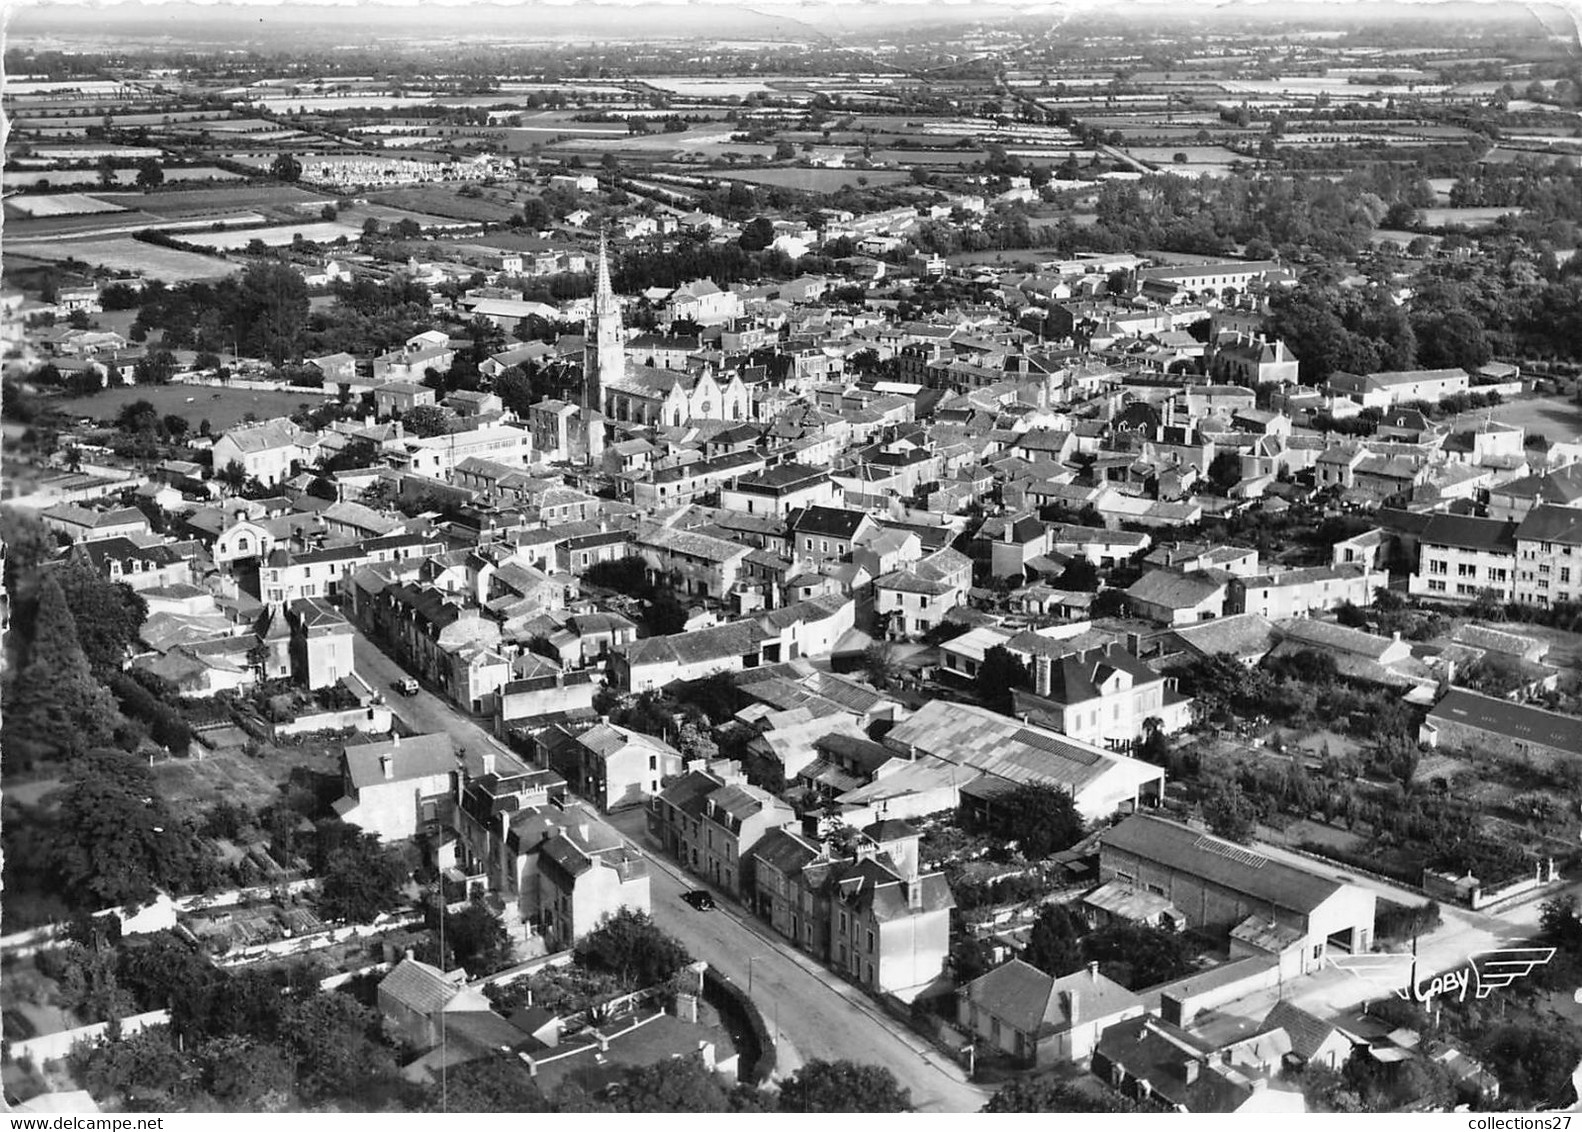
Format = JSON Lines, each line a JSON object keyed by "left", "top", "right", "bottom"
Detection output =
{"left": 210, "top": 418, "right": 320, "bottom": 486}
{"left": 1514, "top": 504, "right": 1582, "bottom": 608}
{"left": 1408, "top": 513, "right": 1518, "bottom": 603}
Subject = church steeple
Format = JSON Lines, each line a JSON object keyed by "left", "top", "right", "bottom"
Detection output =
{"left": 584, "top": 231, "right": 624, "bottom": 414}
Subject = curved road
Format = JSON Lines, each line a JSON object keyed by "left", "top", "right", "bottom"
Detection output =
{"left": 607, "top": 808, "right": 990, "bottom": 1114}
{"left": 351, "top": 629, "right": 989, "bottom": 1112}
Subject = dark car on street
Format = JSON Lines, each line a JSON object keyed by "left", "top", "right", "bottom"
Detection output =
{"left": 681, "top": 889, "right": 715, "bottom": 910}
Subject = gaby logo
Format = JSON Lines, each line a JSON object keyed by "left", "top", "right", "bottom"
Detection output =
{"left": 1326, "top": 947, "right": 1557, "bottom": 1003}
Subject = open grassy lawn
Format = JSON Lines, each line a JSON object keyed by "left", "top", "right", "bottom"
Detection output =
{"left": 55, "top": 383, "right": 330, "bottom": 432}
{"left": 713, "top": 167, "right": 913, "bottom": 192}
{"left": 6, "top": 236, "right": 236, "bottom": 283}
{"left": 1445, "top": 393, "right": 1582, "bottom": 442}
{"left": 152, "top": 737, "right": 344, "bottom": 813}
{"left": 94, "top": 184, "right": 332, "bottom": 218}
{"left": 364, "top": 186, "right": 520, "bottom": 223}
{"left": 1419, "top": 206, "right": 1524, "bottom": 228}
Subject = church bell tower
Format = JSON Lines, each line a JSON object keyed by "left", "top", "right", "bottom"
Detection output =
{"left": 583, "top": 232, "right": 625, "bottom": 416}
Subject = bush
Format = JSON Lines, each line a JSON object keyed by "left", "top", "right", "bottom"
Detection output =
{"left": 1374, "top": 898, "right": 1441, "bottom": 943}
{"left": 108, "top": 672, "right": 192, "bottom": 755}
{"left": 702, "top": 966, "right": 775, "bottom": 1084}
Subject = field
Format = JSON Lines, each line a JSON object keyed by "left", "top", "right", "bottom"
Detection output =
{"left": 55, "top": 382, "right": 329, "bottom": 432}
{"left": 151, "top": 739, "right": 343, "bottom": 812}
{"left": 1446, "top": 393, "right": 1582, "bottom": 441}
{"left": 641, "top": 77, "right": 775, "bottom": 97}
{"left": 363, "top": 186, "right": 519, "bottom": 223}
{"left": 712, "top": 167, "right": 912, "bottom": 191}
{"left": 95, "top": 184, "right": 331, "bottom": 217}
{"left": 1128, "top": 145, "right": 1245, "bottom": 165}
{"left": 6, "top": 237, "right": 236, "bottom": 282}
{"left": 2, "top": 193, "right": 128, "bottom": 218}
{"left": 1418, "top": 206, "right": 1524, "bottom": 228}
{"left": 177, "top": 220, "right": 367, "bottom": 250}
{"left": 2, "top": 166, "right": 244, "bottom": 189}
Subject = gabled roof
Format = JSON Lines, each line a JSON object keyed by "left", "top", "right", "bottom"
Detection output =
{"left": 1426, "top": 687, "right": 1582, "bottom": 757}
{"left": 1516, "top": 504, "right": 1582, "bottom": 547}
{"left": 963, "top": 958, "right": 1142, "bottom": 1039}
{"left": 1100, "top": 814, "right": 1346, "bottom": 915}
{"left": 344, "top": 732, "right": 456, "bottom": 790}
{"left": 217, "top": 417, "right": 316, "bottom": 454}
{"left": 1418, "top": 513, "right": 1518, "bottom": 553}
{"left": 378, "top": 957, "right": 464, "bottom": 1015}
{"left": 790, "top": 505, "right": 872, "bottom": 540}
{"left": 1125, "top": 568, "right": 1226, "bottom": 609}
{"left": 1262, "top": 1000, "right": 1346, "bottom": 1062}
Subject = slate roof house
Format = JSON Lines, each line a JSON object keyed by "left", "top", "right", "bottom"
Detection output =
{"left": 333, "top": 732, "right": 457, "bottom": 842}
{"left": 537, "top": 720, "right": 684, "bottom": 812}
{"left": 958, "top": 958, "right": 1146, "bottom": 1066}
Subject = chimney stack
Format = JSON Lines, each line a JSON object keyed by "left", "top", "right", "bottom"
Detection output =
{"left": 481, "top": 751, "right": 497, "bottom": 777}
{"left": 1063, "top": 989, "right": 1079, "bottom": 1025}
{"left": 380, "top": 754, "right": 394, "bottom": 780}
{"left": 1034, "top": 652, "right": 1053, "bottom": 697}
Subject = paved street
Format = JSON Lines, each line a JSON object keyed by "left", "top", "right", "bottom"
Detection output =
{"left": 605, "top": 807, "right": 990, "bottom": 1113}
{"left": 350, "top": 630, "right": 988, "bottom": 1112}
{"left": 352, "top": 629, "right": 512, "bottom": 758}
{"left": 1208, "top": 837, "right": 1582, "bottom": 1026}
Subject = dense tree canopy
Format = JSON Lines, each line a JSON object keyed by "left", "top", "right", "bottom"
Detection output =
{"left": 574, "top": 908, "right": 691, "bottom": 989}
{"left": 983, "top": 1076, "right": 1142, "bottom": 1112}
{"left": 54, "top": 749, "right": 211, "bottom": 908}
{"left": 776, "top": 1059, "right": 912, "bottom": 1112}
{"left": 980, "top": 781, "right": 1085, "bottom": 858}
{"left": 4, "top": 572, "right": 121, "bottom": 767}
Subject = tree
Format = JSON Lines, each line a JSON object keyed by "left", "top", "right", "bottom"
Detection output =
{"left": 1023, "top": 903, "right": 1086, "bottom": 977}
{"left": 195, "top": 1036, "right": 295, "bottom": 1108}
{"left": 235, "top": 262, "right": 310, "bottom": 365}
{"left": 989, "top": 782, "right": 1086, "bottom": 857}
{"left": 674, "top": 719, "right": 718, "bottom": 762}
{"left": 983, "top": 1076, "right": 1140, "bottom": 1112}
{"left": 520, "top": 196, "right": 552, "bottom": 230}
{"left": 575, "top": 908, "right": 691, "bottom": 989}
{"left": 1206, "top": 450, "right": 1242, "bottom": 493}
{"left": 975, "top": 645, "right": 1031, "bottom": 714}
{"left": 278, "top": 990, "right": 398, "bottom": 1104}
{"left": 1480, "top": 1018, "right": 1582, "bottom": 1106}
{"left": 73, "top": 1025, "right": 197, "bottom": 1103}
{"left": 0, "top": 507, "right": 59, "bottom": 589}
{"left": 739, "top": 217, "right": 776, "bottom": 252}
{"left": 400, "top": 404, "right": 451, "bottom": 438}
{"left": 5, "top": 573, "right": 121, "bottom": 765}
{"left": 1056, "top": 557, "right": 1099, "bottom": 592}
{"left": 135, "top": 158, "right": 164, "bottom": 189}
{"left": 1082, "top": 921, "right": 1195, "bottom": 989}
{"left": 1204, "top": 782, "right": 1258, "bottom": 843}
{"left": 117, "top": 398, "right": 160, "bottom": 434}
{"left": 596, "top": 1052, "right": 740, "bottom": 1112}
{"left": 421, "top": 1054, "right": 551, "bottom": 1111}
{"left": 418, "top": 896, "right": 513, "bottom": 976}
{"left": 315, "top": 824, "right": 409, "bottom": 923}
{"left": 270, "top": 152, "right": 303, "bottom": 183}
{"left": 133, "top": 349, "right": 178, "bottom": 385}
{"left": 54, "top": 749, "right": 208, "bottom": 908}
{"left": 862, "top": 640, "right": 899, "bottom": 690}
{"left": 776, "top": 1060, "right": 911, "bottom": 1112}
{"left": 1136, "top": 717, "right": 1170, "bottom": 767}
{"left": 56, "top": 560, "right": 149, "bottom": 676}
